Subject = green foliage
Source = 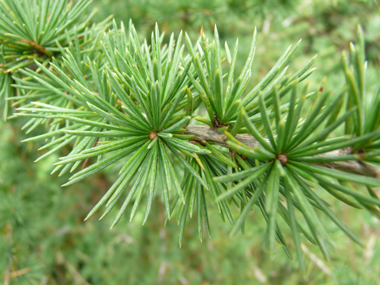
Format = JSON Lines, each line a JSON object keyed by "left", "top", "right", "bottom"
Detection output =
{"left": 2, "top": 0, "right": 380, "bottom": 281}
{"left": 0, "top": 0, "right": 111, "bottom": 119}
{"left": 3, "top": 119, "right": 380, "bottom": 284}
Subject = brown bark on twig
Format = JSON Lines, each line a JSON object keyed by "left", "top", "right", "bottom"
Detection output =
{"left": 184, "top": 125, "right": 380, "bottom": 178}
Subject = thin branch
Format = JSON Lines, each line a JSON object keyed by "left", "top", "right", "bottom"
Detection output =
{"left": 184, "top": 125, "right": 380, "bottom": 178}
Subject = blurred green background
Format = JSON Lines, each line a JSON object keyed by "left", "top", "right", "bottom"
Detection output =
{"left": 2, "top": 0, "right": 380, "bottom": 284}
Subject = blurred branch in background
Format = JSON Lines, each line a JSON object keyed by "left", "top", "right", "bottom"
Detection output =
{"left": 90, "top": 0, "right": 380, "bottom": 98}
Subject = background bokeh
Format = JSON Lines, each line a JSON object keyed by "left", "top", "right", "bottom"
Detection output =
{"left": 1, "top": 0, "right": 380, "bottom": 284}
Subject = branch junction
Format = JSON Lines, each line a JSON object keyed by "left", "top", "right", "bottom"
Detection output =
{"left": 184, "top": 125, "right": 380, "bottom": 178}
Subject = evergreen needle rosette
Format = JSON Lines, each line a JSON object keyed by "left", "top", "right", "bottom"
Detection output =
{"left": 215, "top": 81, "right": 380, "bottom": 272}
{"left": 12, "top": 25, "right": 110, "bottom": 134}
{"left": 343, "top": 25, "right": 380, "bottom": 155}
{"left": 78, "top": 22, "right": 214, "bottom": 228}
{"left": 185, "top": 25, "right": 317, "bottom": 130}
{"left": 16, "top": 21, "right": 216, "bottom": 230}
{"left": 0, "top": 0, "right": 111, "bottom": 119}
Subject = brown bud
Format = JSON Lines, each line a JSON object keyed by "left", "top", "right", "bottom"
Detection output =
{"left": 150, "top": 132, "right": 157, "bottom": 140}
{"left": 277, "top": 154, "right": 288, "bottom": 165}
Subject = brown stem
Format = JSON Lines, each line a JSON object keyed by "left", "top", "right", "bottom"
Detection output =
{"left": 184, "top": 125, "right": 380, "bottom": 179}
{"left": 18, "top": 39, "right": 48, "bottom": 56}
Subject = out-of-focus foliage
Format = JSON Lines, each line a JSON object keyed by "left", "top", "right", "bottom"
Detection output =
{"left": 92, "top": 0, "right": 380, "bottom": 90}
{"left": 0, "top": 0, "right": 111, "bottom": 119}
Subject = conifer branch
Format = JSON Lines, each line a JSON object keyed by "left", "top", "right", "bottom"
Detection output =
{"left": 1, "top": 2, "right": 380, "bottom": 265}
{"left": 184, "top": 124, "right": 380, "bottom": 178}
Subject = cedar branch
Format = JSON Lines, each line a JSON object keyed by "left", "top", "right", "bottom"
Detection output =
{"left": 184, "top": 125, "right": 380, "bottom": 178}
